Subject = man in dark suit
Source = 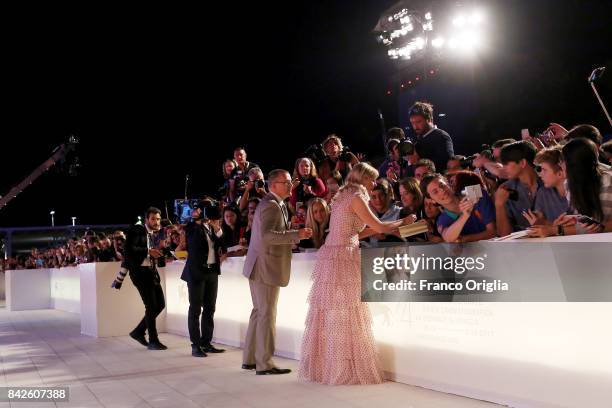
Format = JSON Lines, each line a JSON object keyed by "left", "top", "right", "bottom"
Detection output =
{"left": 123, "top": 207, "right": 168, "bottom": 350}
{"left": 181, "top": 202, "right": 226, "bottom": 357}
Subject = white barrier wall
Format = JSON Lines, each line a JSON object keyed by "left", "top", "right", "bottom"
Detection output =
{"left": 165, "top": 255, "right": 315, "bottom": 359}
{"left": 0, "top": 271, "right": 5, "bottom": 301}
{"left": 6, "top": 268, "right": 51, "bottom": 311}
{"left": 50, "top": 267, "right": 81, "bottom": 313}
{"left": 4, "top": 234, "right": 612, "bottom": 407}
{"left": 79, "top": 262, "right": 166, "bottom": 337}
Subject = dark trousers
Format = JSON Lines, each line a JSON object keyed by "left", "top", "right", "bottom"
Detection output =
{"left": 130, "top": 267, "right": 165, "bottom": 342}
{"left": 187, "top": 273, "right": 219, "bottom": 347}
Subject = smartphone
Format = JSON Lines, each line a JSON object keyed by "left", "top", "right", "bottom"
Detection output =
{"left": 577, "top": 215, "right": 604, "bottom": 227}
{"left": 521, "top": 129, "right": 530, "bottom": 140}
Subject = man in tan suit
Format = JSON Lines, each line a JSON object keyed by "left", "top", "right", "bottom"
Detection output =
{"left": 242, "top": 169, "right": 312, "bottom": 375}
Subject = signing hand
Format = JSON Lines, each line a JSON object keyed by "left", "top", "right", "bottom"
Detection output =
{"left": 401, "top": 214, "right": 417, "bottom": 225}
{"left": 149, "top": 248, "right": 163, "bottom": 259}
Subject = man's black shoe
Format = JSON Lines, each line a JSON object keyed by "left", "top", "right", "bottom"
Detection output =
{"left": 202, "top": 344, "right": 225, "bottom": 353}
{"left": 129, "top": 331, "right": 148, "bottom": 347}
{"left": 147, "top": 340, "right": 168, "bottom": 350}
{"left": 192, "top": 346, "right": 207, "bottom": 358}
{"left": 256, "top": 367, "right": 291, "bottom": 375}
{"left": 241, "top": 364, "right": 256, "bottom": 370}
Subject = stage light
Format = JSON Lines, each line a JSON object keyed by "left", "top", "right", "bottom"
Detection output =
{"left": 415, "top": 37, "right": 425, "bottom": 49}
{"left": 422, "top": 21, "right": 433, "bottom": 31}
{"left": 470, "top": 10, "right": 484, "bottom": 25}
{"left": 425, "top": 12, "right": 432, "bottom": 20}
{"left": 432, "top": 37, "right": 445, "bottom": 48}
{"left": 453, "top": 15, "right": 466, "bottom": 27}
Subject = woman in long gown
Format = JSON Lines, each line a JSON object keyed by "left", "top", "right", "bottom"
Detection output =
{"left": 298, "top": 163, "right": 413, "bottom": 385}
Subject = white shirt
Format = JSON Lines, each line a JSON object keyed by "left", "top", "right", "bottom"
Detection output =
{"left": 141, "top": 224, "right": 156, "bottom": 267}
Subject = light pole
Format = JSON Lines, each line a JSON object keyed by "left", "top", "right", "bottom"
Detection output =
{"left": 71, "top": 217, "right": 77, "bottom": 227}
{"left": 50, "top": 210, "right": 55, "bottom": 227}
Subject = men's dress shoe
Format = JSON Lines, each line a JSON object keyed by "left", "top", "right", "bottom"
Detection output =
{"left": 192, "top": 346, "right": 207, "bottom": 358}
{"left": 202, "top": 344, "right": 225, "bottom": 353}
{"left": 241, "top": 364, "right": 256, "bottom": 370}
{"left": 256, "top": 367, "right": 291, "bottom": 375}
{"left": 129, "top": 331, "right": 148, "bottom": 347}
{"left": 147, "top": 340, "right": 168, "bottom": 350}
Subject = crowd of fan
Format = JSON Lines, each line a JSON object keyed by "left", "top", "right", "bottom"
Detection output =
{"left": 3, "top": 101, "right": 612, "bottom": 271}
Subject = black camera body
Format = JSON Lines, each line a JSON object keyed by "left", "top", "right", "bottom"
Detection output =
{"left": 299, "top": 176, "right": 317, "bottom": 187}
{"left": 459, "top": 155, "right": 477, "bottom": 168}
{"left": 397, "top": 139, "right": 415, "bottom": 156}
{"left": 338, "top": 148, "right": 354, "bottom": 162}
{"left": 305, "top": 144, "right": 326, "bottom": 164}
{"left": 254, "top": 179, "right": 265, "bottom": 189}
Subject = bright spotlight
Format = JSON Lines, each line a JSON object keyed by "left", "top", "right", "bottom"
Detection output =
{"left": 425, "top": 12, "right": 432, "bottom": 20}
{"left": 432, "top": 37, "right": 445, "bottom": 48}
{"left": 452, "top": 15, "right": 466, "bottom": 27}
{"left": 415, "top": 37, "right": 425, "bottom": 49}
{"left": 470, "top": 10, "right": 484, "bottom": 24}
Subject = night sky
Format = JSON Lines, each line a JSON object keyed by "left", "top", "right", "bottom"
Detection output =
{"left": 1, "top": 0, "right": 610, "bottom": 227}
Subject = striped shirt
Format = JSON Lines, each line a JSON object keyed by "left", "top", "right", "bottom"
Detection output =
{"left": 600, "top": 170, "right": 612, "bottom": 223}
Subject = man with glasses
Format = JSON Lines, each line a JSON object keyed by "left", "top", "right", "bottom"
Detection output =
{"left": 241, "top": 169, "right": 312, "bottom": 375}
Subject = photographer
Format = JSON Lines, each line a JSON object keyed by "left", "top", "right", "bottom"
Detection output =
{"left": 181, "top": 202, "right": 225, "bottom": 357}
{"left": 238, "top": 167, "right": 267, "bottom": 212}
{"left": 229, "top": 147, "right": 260, "bottom": 201}
{"left": 421, "top": 173, "right": 496, "bottom": 243}
{"left": 290, "top": 157, "right": 326, "bottom": 209}
{"left": 317, "top": 134, "right": 360, "bottom": 181}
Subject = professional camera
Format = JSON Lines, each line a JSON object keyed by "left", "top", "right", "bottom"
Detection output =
{"left": 338, "top": 148, "right": 354, "bottom": 162}
{"left": 299, "top": 176, "right": 317, "bottom": 187}
{"left": 397, "top": 139, "right": 415, "bottom": 156}
{"left": 254, "top": 179, "right": 266, "bottom": 189}
{"left": 305, "top": 143, "right": 326, "bottom": 164}
{"left": 459, "top": 155, "right": 477, "bottom": 168}
{"left": 174, "top": 199, "right": 203, "bottom": 224}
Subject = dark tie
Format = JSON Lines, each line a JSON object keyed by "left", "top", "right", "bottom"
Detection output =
{"left": 280, "top": 202, "right": 289, "bottom": 228}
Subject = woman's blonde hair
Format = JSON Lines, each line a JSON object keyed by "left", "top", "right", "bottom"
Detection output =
{"left": 334, "top": 162, "right": 379, "bottom": 201}
{"left": 344, "top": 162, "right": 378, "bottom": 187}
{"left": 292, "top": 157, "right": 318, "bottom": 179}
{"left": 305, "top": 198, "right": 330, "bottom": 249}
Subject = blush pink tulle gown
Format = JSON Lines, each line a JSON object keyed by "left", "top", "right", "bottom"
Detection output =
{"left": 298, "top": 184, "right": 383, "bottom": 385}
